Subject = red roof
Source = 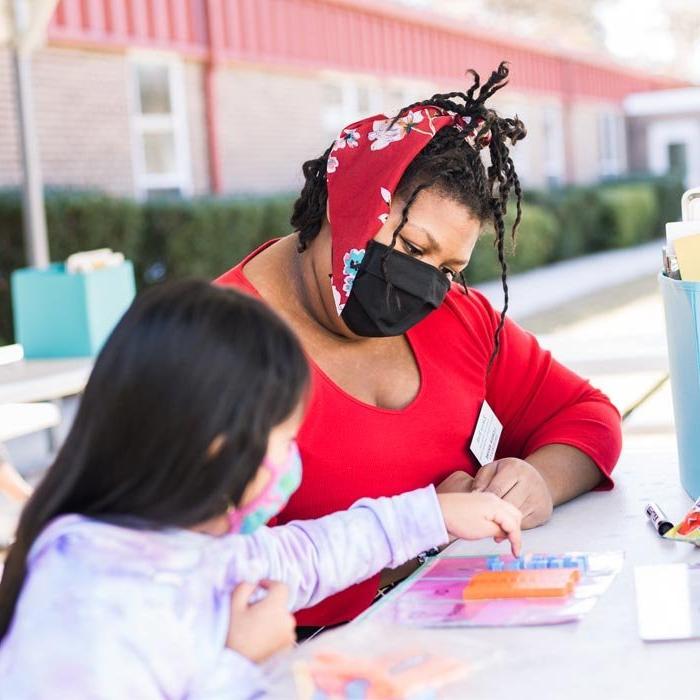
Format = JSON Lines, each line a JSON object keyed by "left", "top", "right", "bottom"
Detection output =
{"left": 49, "top": 0, "right": 683, "bottom": 101}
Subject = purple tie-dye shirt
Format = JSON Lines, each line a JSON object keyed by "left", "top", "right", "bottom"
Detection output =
{"left": 0, "top": 486, "right": 447, "bottom": 698}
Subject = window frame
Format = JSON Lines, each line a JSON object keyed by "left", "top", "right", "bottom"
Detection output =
{"left": 128, "top": 52, "right": 192, "bottom": 199}
{"left": 321, "top": 77, "right": 384, "bottom": 138}
{"left": 598, "top": 111, "right": 626, "bottom": 178}
{"left": 542, "top": 103, "right": 566, "bottom": 187}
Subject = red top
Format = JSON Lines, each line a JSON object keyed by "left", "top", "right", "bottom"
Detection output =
{"left": 217, "top": 242, "right": 622, "bottom": 625}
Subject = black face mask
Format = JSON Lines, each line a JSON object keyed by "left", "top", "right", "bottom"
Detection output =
{"left": 341, "top": 241, "right": 451, "bottom": 337}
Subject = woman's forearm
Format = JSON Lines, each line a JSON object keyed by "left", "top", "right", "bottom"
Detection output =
{"left": 526, "top": 443, "right": 603, "bottom": 506}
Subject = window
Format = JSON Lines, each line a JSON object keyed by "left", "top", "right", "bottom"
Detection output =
{"left": 129, "top": 56, "right": 191, "bottom": 198}
{"left": 384, "top": 87, "right": 406, "bottom": 116}
{"left": 542, "top": 104, "right": 566, "bottom": 187}
{"left": 383, "top": 83, "right": 427, "bottom": 118}
{"left": 667, "top": 143, "right": 688, "bottom": 180}
{"left": 648, "top": 119, "right": 700, "bottom": 187}
{"left": 598, "top": 112, "right": 625, "bottom": 178}
{"left": 321, "top": 80, "right": 383, "bottom": 138}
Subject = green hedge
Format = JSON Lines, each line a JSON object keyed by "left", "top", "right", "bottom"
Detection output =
{"left": 0, "top": 176, "right": 683, "bottom": 344}
{"left": 467, "top": 203, "right": 560, "bottom": 283}
{"left": 0, "top": 190, "right": 144, "bottom": 345}
{"left": 139, "top": 196, "right": 292, "bottom": 281}
{"left": 523, "top": 175, "right": 684, "bottom": 259}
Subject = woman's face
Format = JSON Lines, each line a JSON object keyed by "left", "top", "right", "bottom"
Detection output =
{"left": 373, "top": 188, "right": 482, "bottom": 282}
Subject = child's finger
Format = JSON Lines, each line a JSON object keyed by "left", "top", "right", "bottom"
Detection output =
{"left": 508, "top": 527, "right": 522, "bottom": 557}
{"left": 491, "top": 510, "right": 522, "bottom": 557}
{"left": 230, "top": 582, "right": 257, "bottom": 611}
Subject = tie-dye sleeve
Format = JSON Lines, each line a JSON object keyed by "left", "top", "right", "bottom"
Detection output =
{"left": 229, "top": 485, "right": 448, "bottom": 612}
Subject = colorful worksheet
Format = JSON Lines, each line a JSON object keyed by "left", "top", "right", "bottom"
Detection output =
{"left": 368, "top": 551, "right": 624, "bottom": 628}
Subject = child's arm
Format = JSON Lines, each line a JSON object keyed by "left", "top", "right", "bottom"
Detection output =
{"left": 228, "top": 485, "right": 447, "bottom": 612}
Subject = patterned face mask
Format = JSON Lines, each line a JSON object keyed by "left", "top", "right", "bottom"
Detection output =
{"left": 340, "top": 240, "right": 451, "bottom": 337}
{"left": 227, "top": 441, "right": 303, "bottom": 535}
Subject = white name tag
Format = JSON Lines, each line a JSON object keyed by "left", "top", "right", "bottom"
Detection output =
{"left": 470, "top": 401, "right": 503, "bottom": 467}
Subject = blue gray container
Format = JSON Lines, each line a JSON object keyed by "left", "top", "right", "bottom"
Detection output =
{"left": 11, "top": 261, "right": 136, "bottom": 359}
{"left": 659, "top": 272, "right": 700, "bottom": 499}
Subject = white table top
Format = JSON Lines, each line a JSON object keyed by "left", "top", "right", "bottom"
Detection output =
{"left": 0, "top": 403, "right": 61, "bottom": 441}
{"left": 427, "top": 433, "right": 700, "bottom": 699}
{"left": 273, "top": 427, "right": 700, "bottom": 699}
{"left": 0, "top": 358, "right": 92, "bottom": 404}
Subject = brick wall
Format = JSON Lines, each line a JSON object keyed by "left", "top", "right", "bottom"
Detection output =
{"left": 183, "top": 60, "right": 210, "bottom": 196}
{"left": 0, "top": 50, "right": 24, "bottom": 188}
{"left": 31, "top": 47, "right": 135, "bottom": 195}
{"left": 569, "top": 101, "right": 604, "bottom": 185}
{"left": 493, "top": 92, "right": 548, "bottom": 189}
{"left": 216, "top": 65, "right": 330, "bottom": 195}
{"left": 1, "top": 47, "right": 211, "bottom": 198}
{"left": 0, "top": 43, "right": 633, "bottom": 200}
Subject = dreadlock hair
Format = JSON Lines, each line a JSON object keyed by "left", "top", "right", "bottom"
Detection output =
{"left": 291, "top": 61, "right": 526, "bottom": 368}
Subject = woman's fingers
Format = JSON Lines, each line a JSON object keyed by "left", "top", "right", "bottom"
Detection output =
{"left": 481, "top": 463, "right": 519, "bottom": 499}
{"left": 436, "top": 470, "right": 475, "bottom": 494}
{"left": 472, "top": 463, "right": 498, "bottom": 491}
{"left": 499, "top": 480, "right": 531, "bottom": 514}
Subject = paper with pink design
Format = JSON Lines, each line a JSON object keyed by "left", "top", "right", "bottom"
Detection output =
{"left": 365, "top": 551, "right": 624, "bottom": 628}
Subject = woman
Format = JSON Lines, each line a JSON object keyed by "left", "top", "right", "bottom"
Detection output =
{"left": 217, "top": 63, "right": 622, "bottom": 628}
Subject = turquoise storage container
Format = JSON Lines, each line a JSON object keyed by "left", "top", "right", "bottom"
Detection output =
{"left": 11, "top": 261, "right": 136, "bottom": 359}
{"left": 659, "top": 272, "right": 700, "bottom": 499}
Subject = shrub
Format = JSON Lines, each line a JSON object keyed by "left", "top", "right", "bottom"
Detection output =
{"left": 0, "top": 189, "right": 144, "bottom": 344}
{"left": 0, "top": 176, "right": 681, "bottom": 344}
{"left": 598, "top": 184, "right": 658, "bottom": 248}
{"left": 467, "top": 203, "right": 560, "bottom": 283}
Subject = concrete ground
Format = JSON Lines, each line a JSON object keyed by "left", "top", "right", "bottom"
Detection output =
{"left": 0, "top": 242, "right": 673, "bottom": 543}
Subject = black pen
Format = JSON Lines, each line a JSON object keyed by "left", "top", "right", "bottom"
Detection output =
{"left": 645, "top": 502, "right": 674, "bottom": 537}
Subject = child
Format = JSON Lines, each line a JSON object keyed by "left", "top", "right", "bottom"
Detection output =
{"left": 0, "top": 281, "right": 521, "bottom": 698}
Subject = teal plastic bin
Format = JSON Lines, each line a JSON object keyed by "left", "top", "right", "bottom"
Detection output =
{"left": 11, "top": 262, "right": 136, "bottom": 359}
{"left": 659, "top": 272, "right": 700, "bottom": 499}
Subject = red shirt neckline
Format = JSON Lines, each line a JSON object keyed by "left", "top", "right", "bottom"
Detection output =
{"left": 231, "top": 239, "right": 428, "bottom": 415}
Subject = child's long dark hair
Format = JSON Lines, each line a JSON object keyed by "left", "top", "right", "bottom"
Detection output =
{"left": 0, "top": 280, "right": 309, "bottom": 640}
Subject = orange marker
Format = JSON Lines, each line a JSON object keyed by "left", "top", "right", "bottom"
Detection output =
{"left": 463, "top": 569, "right": 580, "bottom": 600}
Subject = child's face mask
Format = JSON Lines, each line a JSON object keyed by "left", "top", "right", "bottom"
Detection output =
{"left": 227, "top": 441, "right": 302, "bottom": 535}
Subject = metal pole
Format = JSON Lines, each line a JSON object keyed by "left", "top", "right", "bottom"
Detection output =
{"left": 11, "top": 0, "right": 50, "bottom": 269}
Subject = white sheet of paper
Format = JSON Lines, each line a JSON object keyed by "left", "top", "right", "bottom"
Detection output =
{"left": 635, "top": 564, "right": 700, "bottom": 640}
{"left": 469, "top": 401, "right": 503, "bottom": 467}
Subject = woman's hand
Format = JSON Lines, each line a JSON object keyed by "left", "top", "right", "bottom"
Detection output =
{"left": 226, "top": 581, "right": 296, "bottom": 663}
{"left": 472, "top": 457, "right": 554, "bottom": 529}
{"left": 436, "top": 470, "right": 475, "bottom": 494}
{"left": 437, "top": 491, "right": 522, "bottom": 556}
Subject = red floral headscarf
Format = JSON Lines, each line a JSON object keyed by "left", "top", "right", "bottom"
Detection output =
{"left": 326, "top": 107, "right": 491, "bottom": 314}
